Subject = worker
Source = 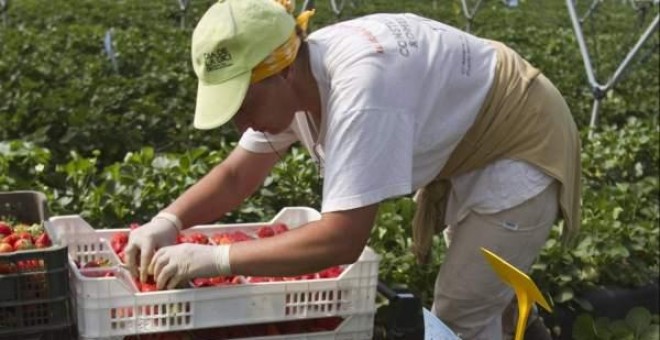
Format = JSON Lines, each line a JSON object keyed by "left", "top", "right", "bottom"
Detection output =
{"left": 124, "top": 0, "right": 581, "bottom": 338}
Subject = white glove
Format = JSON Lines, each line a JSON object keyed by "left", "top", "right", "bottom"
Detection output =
{"left": 150, "top": 243, "right": 232, "bottom": 290}
{"left": 124, "top": 213, "right": 181, "bottom": 283}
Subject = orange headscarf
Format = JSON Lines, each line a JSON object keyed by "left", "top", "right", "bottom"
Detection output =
{"left": 250, "top": 0, "right": 314, "bottom": 83}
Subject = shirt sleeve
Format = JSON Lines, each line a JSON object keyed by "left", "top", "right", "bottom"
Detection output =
{"left": 238, "top": 127, "right": 298, "bottom": 153}
{"left": 321, "top": 108, "right": 414, "bottom": 212}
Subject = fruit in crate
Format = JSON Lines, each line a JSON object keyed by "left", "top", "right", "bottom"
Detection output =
{"left": 0, "top": 220, "right": 52, "bottom": 253}
{"left": 0, "top": 222, "right": 11, "bottom": 237}
{"left": 179, "top": 232, "right": 209, "bottom": 244}
{"left": 81, "top": 269, "right": 115, "bottom": 278}
{"left": 256, "top": 226, "right": 275, "bottom": 238}
{"left": 272, "top": 223, "right": 289, "bottom": 235}
{"left": 81, "top": 258, "right": 112, "bottom": 268}
{"left": 134, "top": 276, "right": 159, "bottom": 292}
{"left": 191, "top": 275, "right": 242, "bottom": 287}
{"left": 210, "top": 230, "right": 253, "bottom": 245}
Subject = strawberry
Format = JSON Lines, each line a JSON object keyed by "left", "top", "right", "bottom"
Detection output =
{"left": 208, "top": 276, "right": 227, "bottom": 286}
{"left": 318, "top": 266, "right": 343, "bottom": 279}
{"left": 210, "top": 233, "right": 232, "bottom": 245}
{"left": 35, "top": 232, "right": 51, "bottom": 248}
{"left": 111, "top": 232, "right": 128, "bottom": 254}
{"left": 2, "top": 233, "right": 19, "bottom": 246}
{"left": 13, "top": 238, "right": 34, "bottom": 251}
{"left": 141, "top": 283, "right": 158, "bottom": 292}
{"left": 245, "top": 276, "right": 270, "bottom": 283}
{"left": 0, "top": 222, "right": 12, "bottom": 237}
{"left": 189, "top": 232, "right": 209, "bottom": 244}
{"left": 229, "top": 231, "right": 253, "bottom": 242}
{"left": 272, "top": 223, "right": 289, "bottom": 235}
{"left": 256, "top": 226, "right": 275, "bottom": 238}
{"left": 111, "top": 232, "right": 128, "bottom": 245}
{"left": 192, "top": 278, "right": 212, "bottom": 288}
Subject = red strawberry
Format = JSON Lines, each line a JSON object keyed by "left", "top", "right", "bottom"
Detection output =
{"left": 185, "top": 232, "right": 208, "bottom": 244}
{"left": 272, "top": 223, "right": 289, "bottom": 235}
{"left": 211, "top": 233, "right": 232, "bottom": 245}
{"left": 208, "top": 276, "right": 226, "bottom": 286}
{"left": 192, "top": 278, "right": 211, "bottom": 288}
{"left": 141, "top": 283, "right": 158, "bottom": 292}
{"left": 35, "top": 232, "right": 51, "bottom": 248}
{"left": 111, "top": 232, "right": 128, "bottom": 245}
{"left": 13, "top": 238, "right": 34, "bottom": 251}
{"left": 318, "top": 266, "right": 343, "bottom": 279}
{"left": 0, "top": 222, "right": 12, "bottom": 237}
{"left": 2, "top": 233, "right": 19, "bottom": 246}
{"left": 256, "top": 226, "right": 275, "bottom": 238}
{"left": 246, "top": 276, "right": 270, "bottom": 283}
{"left": 229, "top": 231, "right": 253, "bottom": 243}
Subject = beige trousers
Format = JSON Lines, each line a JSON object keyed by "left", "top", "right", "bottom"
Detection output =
{"left": 431, "top": 181, "right": 558, "bottom": 340}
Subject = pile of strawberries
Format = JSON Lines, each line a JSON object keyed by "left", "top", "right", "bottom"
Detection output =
{"left": 101, "top": 222, "right": 344, "bottom": 291}
{"left": 0, "top": 220, "right": 51, "bottom": 253}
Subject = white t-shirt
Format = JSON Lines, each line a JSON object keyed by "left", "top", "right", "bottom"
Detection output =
{"left": 239, "top": 13, "right": 552, "bottom": 223}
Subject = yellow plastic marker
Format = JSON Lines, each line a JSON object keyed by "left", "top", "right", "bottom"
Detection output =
{"left": 480, "top": 248, "right": 552, "bottom": 340}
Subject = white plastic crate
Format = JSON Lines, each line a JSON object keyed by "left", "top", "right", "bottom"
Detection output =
{"left": 46, "top": 207, "right": 380, "bottom": 339}
{"left": 98, "top": 313, "right": 374, "bottom": 340}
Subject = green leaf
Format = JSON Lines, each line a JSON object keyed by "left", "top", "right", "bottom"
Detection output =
{"left": 639, "top": 324, "right": 659, "bottom": 340}
{"left": 554, "top": 287, "right": 574, "bottom": 303}
{"left": 573, "top": 314, "right": 597, "bottom": 340}
{"left": 595, "top": 317, "right": 613, "bottom": 339}
{"left": 625, "top": 307, "right": 652, "bottom": 336}
{"left": 574, "top": 297, "right": 594, "bottom": 311}
{"left": 610, "top": 320, "right": 634, "bottom": 339}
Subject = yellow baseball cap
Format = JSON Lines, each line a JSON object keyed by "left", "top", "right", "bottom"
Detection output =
{"left": 191, "top": 0, "right": 296, "bottom": 130}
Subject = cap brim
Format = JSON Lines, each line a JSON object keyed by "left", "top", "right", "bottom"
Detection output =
{"left": 193, "top": 71, "right": 251, "bottom": 130}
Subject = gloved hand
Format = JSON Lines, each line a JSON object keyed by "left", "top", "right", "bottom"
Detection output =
{"left": 150, "top": 243, "right": 232, "bottom": 290}
{"left": 124, "top": 213, "right": 181, "bottom": 283}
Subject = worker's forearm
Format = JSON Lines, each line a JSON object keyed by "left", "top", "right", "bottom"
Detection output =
{"left": 229, "top": 220, "right": 361, "bottom": 277}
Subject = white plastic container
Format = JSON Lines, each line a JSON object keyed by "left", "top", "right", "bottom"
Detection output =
{"left": 46, "top": 207, "right": 380, "bottom": 339}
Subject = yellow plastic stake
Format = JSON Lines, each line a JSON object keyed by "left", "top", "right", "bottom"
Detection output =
{"left": 480, "top": 248, "right": 552, "bottom": 340}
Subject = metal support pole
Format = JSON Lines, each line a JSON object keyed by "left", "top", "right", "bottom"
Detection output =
{"left": 461, "top": 0, "right": 484, "bottom": 32}
{"left": 0, "top": 0, "right": 8, "bottom": 27}
{"left": 567, "top": 0, "right": 659, "bottom": 139}
{"left": 588, "top": 98, "right": 602, "bottom": 139}
{"left": 607, "top": 14, "right": 659, "bottom": 89}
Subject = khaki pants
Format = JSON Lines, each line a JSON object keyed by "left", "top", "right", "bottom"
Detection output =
{"left": 431, "top": 181, "right": 558, "bottom": 340}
